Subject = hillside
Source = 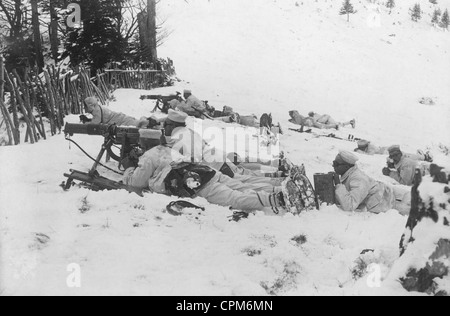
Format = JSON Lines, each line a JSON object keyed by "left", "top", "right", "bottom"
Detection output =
{"left": 0, "top": 0, "right": 449, "bottom": 296}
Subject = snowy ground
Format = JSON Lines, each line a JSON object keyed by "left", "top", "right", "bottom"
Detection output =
{"left": 1, "top": 0, "right": 450, "bottom": 296}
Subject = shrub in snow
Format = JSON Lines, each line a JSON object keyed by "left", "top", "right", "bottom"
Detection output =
{"left": 419, "top": 97, "right": 436, "bottom": 106}
{"left": 392, "top": 165, "right": 450, "bottom": 296}
{"left": 260, "top": 261, "right": 301, "bottom": 295}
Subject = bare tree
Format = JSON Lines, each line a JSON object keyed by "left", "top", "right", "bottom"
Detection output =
{"left": 137, "top": 0, "right": 157, "bottom": 63}
{"left": 31, "top": 0, "right": 44, "bottom": 71}
{"left": 0, "top": 0, "right": 26, "bottom": 39}
{"left": 48, "top": 0, "right": 59, "bottom": 63}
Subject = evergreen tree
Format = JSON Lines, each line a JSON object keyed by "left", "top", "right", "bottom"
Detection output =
{"left": 386, "top": 0, "right": 395, "bottom": 14}
{"left": 441, "top": 9, "right": 449, "bottom": 29}
{"left": 340, "top": 0, "right": 357, "bottom": 22}
{"left": 410, "top": 4, "right": 422, "bottom": 22}
{"left": 431, "top": 8, "right": 442, "bottom": 25}
{"left": 63, "top": 0, "right": 126, "bottom": 73}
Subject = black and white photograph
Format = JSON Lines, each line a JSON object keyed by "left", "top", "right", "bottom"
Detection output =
{"left": 0, "top": 0, "right": 449, "bottom": 297}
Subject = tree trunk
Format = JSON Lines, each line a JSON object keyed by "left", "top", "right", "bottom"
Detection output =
{"left": 31, "top": 0, "right": 45, "bottom": 72}
{"left": 49, "top": 0, "right": 60, "bottom": 64}
{"left": 0, "top": 55, "right": 4, "bottom": 101}
{"left": 10, "top": 0, "right": 23, "bottom": 39}
{"left": 148, "top": 0, "right": 158, "bottom": 64}
{"left": 138, "top": 0, "right": 158, "bottom": 64}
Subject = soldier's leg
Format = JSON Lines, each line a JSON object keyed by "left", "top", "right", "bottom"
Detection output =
{"left": 234, "top": 173, "right": 284, "bottom": 188}
{"left": 213, "top": 116, "right": 232, "bottom": 123}
{"left": 317, "top": 115, "right": 339, "bottom": 129}
{"left": 404, "top": 152, "right": 425, "bottom": 162}
{"left": 216, "top": 173, "right": 281, "bottom": 194}
{"left": 231, "top": 173, "right": 283, "bottom": 193}
{"left": 196, "top": 180, "right": 282, "bottom": 212}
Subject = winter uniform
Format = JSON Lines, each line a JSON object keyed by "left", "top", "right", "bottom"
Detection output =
{"left": 388, "top": 155, "right": 418, "bottom": 186}
{"left": 169, "top": 99, "right": 182, "bottom": 110}
{"left": 123, "top": 145, "right": 284, "bottom": 212}
{"left": 355, "top": 140, "right": 430, "bottom": 162}
{"left": 84, "top": 97, "right": 148, "bottom": 128}
{"left": 289, "top": 111, "right": 314, "bottom": 127}
{"left": 355, "top": 140, "right": 389, "bottom": 155}
{"left": 239, "top": 115, "right": 260, "bottom": 127}
{"left": 310, "top": 113, "right": 339, "bottom": 130}
{"left": 177, "top": 93, "right": 206, "bottom": 118}
{"left": 334, "top": 152, "right": 411, "bottom": 215}
{"left": 289, "top": 111, "right": 336, "bottom": 129}
{"left": 168, "top": 121, "right": 284, "bottom": 191}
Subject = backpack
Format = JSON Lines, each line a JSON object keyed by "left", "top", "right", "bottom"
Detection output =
{"left": 164, "top": 162, "right": 216, "bottom": 198}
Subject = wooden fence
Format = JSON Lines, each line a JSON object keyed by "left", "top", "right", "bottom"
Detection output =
{"left": 0, "top": 58, "right": 165, "bottom": 146}
{"left": 106, "top": 69, "right": 164, "bottom": 90}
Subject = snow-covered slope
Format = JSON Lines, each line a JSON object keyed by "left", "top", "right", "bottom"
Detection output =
{"left": 1, "top": 0, "right": 450, "bottom": 296}
{"left": 159, "top": 0, "right": 450, "bottom": 150}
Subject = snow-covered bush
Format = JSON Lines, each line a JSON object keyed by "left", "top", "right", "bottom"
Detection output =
{"left": 390, "top": 165, "right": 450, "bottom": 296}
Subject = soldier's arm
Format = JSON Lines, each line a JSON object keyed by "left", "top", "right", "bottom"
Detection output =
{"left": 388, "top": 169, "right": 402, "bottom": 184}
{"left": 335, "top": 178, "right": 370, "bottom": 212}
{"left": 123, "top": 155, "right": 156, "bottom": 189}
{"left": 397, "top": 164, "right": 416, "bottom": 186}
{"left": 176, "top": 101, "right": 190, "bottom": 112}
{"left": 88, "top": 108, "right": 103, "bottom": 124}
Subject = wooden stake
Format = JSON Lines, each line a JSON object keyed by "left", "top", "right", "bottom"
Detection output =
{"left": 0, "top": 98, "right": 14, "bottom": 145}
{"left": 4, "top": 71, "right": 21, "bottom": 144}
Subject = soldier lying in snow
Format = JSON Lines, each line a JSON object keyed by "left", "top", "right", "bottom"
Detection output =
{"left": 163, "top": 110, "right": 287, "bottom": 189}
{"left": 382, "top": 145, "right": 426, "bottom": 187}
{"left": 355, "top": 140, "right": 433, "bottom": 162}
{"left": 289, "top": 110, "right": 355, "bottom": 130}
{"left": 82, "top": 97, "right": 150, "bottom": 128}
{"left": 333, "top": 151, "right": 411, "bottom": 215}
{"left": 121, "top": 124, "right": 304, "bottom": 214}
{"left": 172, "top": 90, "right": 264, "bottom": 128}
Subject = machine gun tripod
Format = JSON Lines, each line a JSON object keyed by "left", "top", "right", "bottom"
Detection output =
{"left": 63, "top": 123, "right": 148, "bottom": 196}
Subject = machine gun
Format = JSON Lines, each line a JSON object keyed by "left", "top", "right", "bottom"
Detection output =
{"left": 140, "top": 92, "right": 182, "bottom": 114}
{"left": 63, "top": 123, "right": 151, "bottom": 196}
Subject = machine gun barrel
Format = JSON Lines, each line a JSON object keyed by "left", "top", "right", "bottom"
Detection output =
{"left": 140, "top": 94, "right": 181, "bottom": 102}
{"left": 64, "top": 123, "right": 141, "bottom": 145}
{"left": 64, "top": 123, "right": 110, "bottom": 136}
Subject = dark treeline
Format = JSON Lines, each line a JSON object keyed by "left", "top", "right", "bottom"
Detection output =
{"left": 0, "top": 0, "right": 166, "bottom": 75}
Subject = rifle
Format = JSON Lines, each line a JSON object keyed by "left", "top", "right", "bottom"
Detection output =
{"left": 140, "top": 92, "right": 182, "bottom": 114}
{"left": 318, "top": 133, "right": 362, "bottom": 142}
{"left": 63, "top": 123, "right": 151, "bottom": 196}
{"left": 290, "top": 127, "right": 361, "bottom": 143}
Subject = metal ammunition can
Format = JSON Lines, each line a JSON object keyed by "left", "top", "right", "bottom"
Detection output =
{"left": 314, "top": 173, "right": 337, "bottom": 206}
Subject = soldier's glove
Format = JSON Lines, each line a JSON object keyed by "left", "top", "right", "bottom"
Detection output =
{"left": 121, "top": 157, "right": 138, "bottom": 170}
{"left": 79, "top": 115, "right": 92, "bottom": 124}
{"left": 382, "top": 167, "right": 391, "bottom": 176}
